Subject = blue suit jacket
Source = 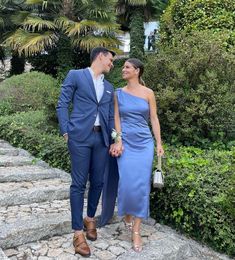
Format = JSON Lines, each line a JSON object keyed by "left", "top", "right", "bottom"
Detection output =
{"left": 56, "top": 68, "right": 114, "bottom": 147}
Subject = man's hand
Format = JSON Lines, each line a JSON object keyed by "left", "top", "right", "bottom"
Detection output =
{"left": 63, "top": 133, "right": 68, "bottom": 142}
{"left": 109, "top": 141, "right": 124, "bottom": 157}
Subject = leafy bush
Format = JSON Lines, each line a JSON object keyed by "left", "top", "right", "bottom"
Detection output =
{"left": 144, "top": 30, "right": 235, "bottom": 146}
{"left": 150, "top": 145, "right": 235, "bottom": 256}
{"left": 161, "top": 0, "right": 235, "bottom": 46}
{"left": 0, "top": 111, "right": 70, "bottom": 171}
{"left": 28, "top": 49, "right": 59, "bottom": 77}
{"left": 106, "top": 58, "right": 126, "bottom": 88}
{"left": 0, "top": 71, "right": 59, "bottom": 116}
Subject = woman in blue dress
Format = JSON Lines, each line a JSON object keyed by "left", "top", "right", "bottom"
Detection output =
{"left": 110, "top": 58, "right": 164, "bottom": 252}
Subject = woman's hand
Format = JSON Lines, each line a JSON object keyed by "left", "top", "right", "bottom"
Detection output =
{"left": 157, "top": 144, "right": 164, "bottom": 157}
{"left": 109, "top": 141, "right": 124, "bottom": 157}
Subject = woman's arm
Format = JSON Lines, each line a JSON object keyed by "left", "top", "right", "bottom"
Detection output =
{"left": 148, "top": 90, "right": 164, "bottom": 156}
{"left": 110, "top": 93, "right": 123, "bottom": 156}
{"left": 114, "top": 94, "right": 122, "bottom": 135}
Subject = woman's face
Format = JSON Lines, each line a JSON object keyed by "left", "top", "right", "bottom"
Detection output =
{"left": 122, "top": 61, "right": 139, "bottom": 80}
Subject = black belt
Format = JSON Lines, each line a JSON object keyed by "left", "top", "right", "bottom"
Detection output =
{"left": 93, "top": 125, "right": 101, "bottom": 132}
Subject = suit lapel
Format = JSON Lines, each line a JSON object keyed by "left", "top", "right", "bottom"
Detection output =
{"left": 99, "top": 81, "right": 109, "bottom": 104}
{"left": 99, "top": 82, "right": 112, "bottom": 103}
{"left": 84, "top": 68, "right": 98, "bottom": 102}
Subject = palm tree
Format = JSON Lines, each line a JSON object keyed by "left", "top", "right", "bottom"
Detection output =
{"left": 4, "top": 0, "right": 121, "bottom": 57}
{"left": 0, "top": 0, "right": 27, "bottom": 74}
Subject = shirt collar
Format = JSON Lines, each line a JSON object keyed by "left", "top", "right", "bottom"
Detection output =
{"left": 88, "top": 67, "right": 104, "bottom": 81}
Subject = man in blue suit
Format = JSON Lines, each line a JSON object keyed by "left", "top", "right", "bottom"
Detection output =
{"left": 56, "top": 47, "right": 117, "bottom": 257}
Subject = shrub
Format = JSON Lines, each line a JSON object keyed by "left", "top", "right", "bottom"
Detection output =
{"left": 150, "top": 145, "right": 235, "bottom": 256}
{"left": 28, "top": 49, "right": 58, "bottom": 77}
{"left": 106, "top": 58, "right": 126, "bottom": 88}
{"left": 144, "top": 30, "right": 235, "bottom": 146}
{"left": 0, "top": 111, "right": 70, "bottom": 171}
{"left": 161, "top": 0, "right": 235, "bottom": 46}
{"left": 0, "top": 71, "right": 59, "bottom": 116}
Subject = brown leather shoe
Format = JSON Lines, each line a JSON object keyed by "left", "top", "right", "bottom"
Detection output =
{"left": 83, "top": 218, "right": 97, "bottom": 241}
{"left": 73, "top": 233, "right": 91, "bottom": 257}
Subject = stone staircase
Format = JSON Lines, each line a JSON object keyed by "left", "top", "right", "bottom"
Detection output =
{"left": 0, "top": 139, "right": 232, "bottom": 260}
{"left": 0, "top": 140, "right": 72, "bottom": 251}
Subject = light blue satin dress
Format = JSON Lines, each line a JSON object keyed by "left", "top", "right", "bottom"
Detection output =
{"left": 116, "top": 88, "right": 154, "bottom": 219}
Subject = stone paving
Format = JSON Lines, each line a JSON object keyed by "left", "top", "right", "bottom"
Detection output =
{"left": 0, "top": 139, "right": 232, "bottom": 260}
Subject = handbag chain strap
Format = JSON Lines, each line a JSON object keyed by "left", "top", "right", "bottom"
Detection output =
{"left": 157, "top": 156, "right": 162, "bottom": 171}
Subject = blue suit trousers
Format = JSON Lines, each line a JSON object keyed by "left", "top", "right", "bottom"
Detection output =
{"left": 68, "top": 132, "right": 108, "bottom": 230}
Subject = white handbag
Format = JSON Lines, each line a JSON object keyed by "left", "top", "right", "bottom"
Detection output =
{"left": 153, "top": 156, "right": 164, "bottom": 188}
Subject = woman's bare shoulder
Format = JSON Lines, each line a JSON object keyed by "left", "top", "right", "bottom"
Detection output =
{"left": 141, "top": 85, "right": 154, "bottom": 97}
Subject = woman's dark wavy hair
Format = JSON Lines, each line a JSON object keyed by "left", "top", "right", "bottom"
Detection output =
{"left": 126, "top": 58, "right": 145, "bottom": 85}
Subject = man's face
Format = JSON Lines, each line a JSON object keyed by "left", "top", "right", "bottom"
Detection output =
{"left": 100, "top": 52, "right": 114, "bottom": 73}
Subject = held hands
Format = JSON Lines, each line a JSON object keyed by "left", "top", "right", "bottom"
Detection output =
{"left": 110, "top": 129, "right": 123, "bottom": 157}
{"left": 109, "top": 140, "right": 124, "bottom": 157}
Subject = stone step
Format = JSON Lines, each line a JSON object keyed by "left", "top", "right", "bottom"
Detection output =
{"left": 0, "top": 165, "right": 70, "bottom": 183}
{"left": 0, "top": 199, "right": 73, "bottom": 250}
{"left": 0, "top": 155, "right": 34, "bottom": 167}
{"left": 0, "top": 199, "right": 102, "bottom": 250}
{"left": 0, "top": 147, "right": 31, "bottom": 157}
{"left": 0, "top": 178, "right": 70, "bottom": 206}
{"left": 2, "top": 220, "right": 230, "bottom": 260}
{"left": 0, "top": 148, "right": 19, "bottom": 156}
{"left": 0, "top": 248, "right": 8, "bottom": 260}
{"left": 0, "top": 140, "right": 14, "bottom": 149}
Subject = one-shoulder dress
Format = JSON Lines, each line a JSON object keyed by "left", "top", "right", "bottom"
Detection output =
{"left": 116, "top": 88, "right": 154, "bottom": 219}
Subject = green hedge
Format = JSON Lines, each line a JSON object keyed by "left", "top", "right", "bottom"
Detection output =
{"left": 161, "top": 0, "right": 235, "bottom": 45}
{"left": 150, "top": 146, "right": 235, "bottom": 256}
{"left": 0, "top": 71, "right": 59, "bottom": 117}
{"left": 0, "top": 111, "right": 70, "bottom": 172}
{"left": 144, "top": 30, "right": 235, "bottom": 146}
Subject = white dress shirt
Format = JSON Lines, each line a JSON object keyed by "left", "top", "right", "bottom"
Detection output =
{"left": 88, "top": 67, "right": 104, "bottom": 126}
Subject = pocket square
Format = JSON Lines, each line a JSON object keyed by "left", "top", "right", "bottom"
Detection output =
{"left": 106, "top": 90, "right": 111, "bottom": 94}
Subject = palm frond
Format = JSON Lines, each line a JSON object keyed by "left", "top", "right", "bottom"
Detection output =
{"left": 79, "top": 0, "right": 117, "bottom": 21}
{"left": 72, "top": 34, "right": 122, "bottom": 52}
{"left": 19, "top": 31, "right": 58, "bottom": 56}
{"left": 22, "top": 16, "right": 56, "bottom": 31}
{"left": 55, "top": 16, "right": 74, "bottom": 31}
{"left": 88, "top": 9, "right": 108, "bottom": 19}
{"left": 11, "top": 11, "right": 30, "bottom": 25}
{"left": 25, "top": 0, "right": 43, "bottom": 4}
{"left": 4, "top": 29, "right": 25, "bottom": 50}
{"left": 65, "top": 19, "right": 120, "bottom": 37}
{"left": 4, "top": 28, "right": 58, "bottom": 56}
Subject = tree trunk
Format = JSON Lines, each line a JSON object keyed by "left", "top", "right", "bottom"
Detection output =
{"left": 56, "top": 33, "right": 73, "bottom": 82}
{"left": 10, "top": 51, "right": 25, "bottom": 76}
{"left": 62, "top": 0, "right": 75, "bottom": 20}
{"left": 129, "top": 6, "right": 145, "bottom": 60}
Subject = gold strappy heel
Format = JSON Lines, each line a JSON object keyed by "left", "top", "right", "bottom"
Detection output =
{"left": 132, "top": 231, "right": 143, "bottom": 253}
{"left": 123, "top": 218, "right": 133, "bottom": 232}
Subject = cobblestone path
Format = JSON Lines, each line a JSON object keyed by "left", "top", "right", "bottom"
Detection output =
{"left": 0, "top": 140, "right": 231, "bottom": 260}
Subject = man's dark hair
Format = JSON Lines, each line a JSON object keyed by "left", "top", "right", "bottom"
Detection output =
{"left": 90, "top": 47, "right": 116, "bottom": 63}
